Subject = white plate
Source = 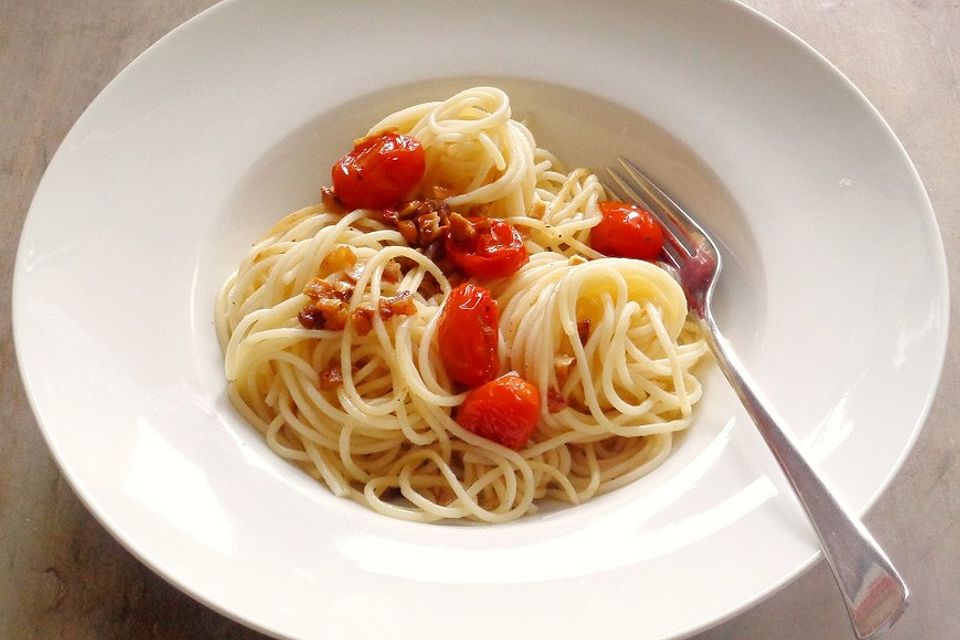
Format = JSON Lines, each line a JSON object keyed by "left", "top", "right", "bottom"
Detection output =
{"left": 13, "top": 1, "right": 948, "bottom": 638}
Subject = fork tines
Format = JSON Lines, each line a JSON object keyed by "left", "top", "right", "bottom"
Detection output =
{"left": 604, "top": 157, "right": 704, "bottom": 267}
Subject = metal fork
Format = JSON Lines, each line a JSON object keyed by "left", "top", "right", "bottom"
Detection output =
{"left": 606, "top": 157, "right": 908, "bottom": 640}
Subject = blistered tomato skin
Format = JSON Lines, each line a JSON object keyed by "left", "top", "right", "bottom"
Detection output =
{"left": 456, "top": 374, "right": 541, "bottom": 450}
{"left": 590, "top": 201, "right": 664, "bottom": 261}
{"left": 437, "top": 283, "right": 500, "bottom": 388}
{"left": 445, "top": 218, "right": 528, "bottom": 279}
{"left": 331, "top": 132, "right": 426, "bottom": 211}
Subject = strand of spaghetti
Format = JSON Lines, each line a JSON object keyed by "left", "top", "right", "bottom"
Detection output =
{"left": 645, "top": 300, "right": 691, "bottom": 416}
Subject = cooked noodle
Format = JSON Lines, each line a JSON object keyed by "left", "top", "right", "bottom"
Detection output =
{"left": 216, "top": 87, "right": 709, "bottom": 522}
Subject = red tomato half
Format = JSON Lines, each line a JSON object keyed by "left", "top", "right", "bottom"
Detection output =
{"left": 437, "top": 283, "right": 499, "bottom": 387}
{"left": 445, "top": 218, "right": 528, "bottom": 279}
{"left": 456, "top": 374, "right": 541, "bottom": 450}
{"left": 590, "top": 201, "right": 664, "bottom": 261}
{"left": 331, "top": 132, "right": 426, "bottom": 211}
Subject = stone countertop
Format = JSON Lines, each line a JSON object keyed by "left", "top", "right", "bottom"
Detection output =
{"left": 1, "top": 1, "right": 956, "bottom": 638}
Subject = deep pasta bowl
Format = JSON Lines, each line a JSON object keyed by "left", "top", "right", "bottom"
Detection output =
{"left": 13, "top": 1, "right": 948, "bottom": 639}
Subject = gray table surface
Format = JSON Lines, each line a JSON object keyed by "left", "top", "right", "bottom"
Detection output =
{"left": 2, "top": 1, "right": 957, "bottom": 638}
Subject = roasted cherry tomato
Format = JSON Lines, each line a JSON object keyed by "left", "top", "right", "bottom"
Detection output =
{"left": 445, "top": 218, "right": 528, "bottom": 279}
{"left": 590, "top": 201, "right": 664, "bottom": 261}
{"left": 456, "top": 374, "right": 541, "bottom": 450}
{"left": 438, "top": 283, "right": 499, "bottom": 387}
{"left": 331, "top": 132, "right": 426, "bottom": 211}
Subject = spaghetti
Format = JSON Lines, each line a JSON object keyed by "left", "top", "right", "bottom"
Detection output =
{"left": 216, "top": 87, "right": 709, "bottom": 522}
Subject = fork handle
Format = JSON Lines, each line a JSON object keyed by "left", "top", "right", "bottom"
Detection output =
{"left": 697, "top": 315, "right": 908, "bottom": 639}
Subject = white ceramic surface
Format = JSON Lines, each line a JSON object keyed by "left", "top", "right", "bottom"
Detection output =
{"left": 12, "top": 1, "right": 948, "bottom": 638}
